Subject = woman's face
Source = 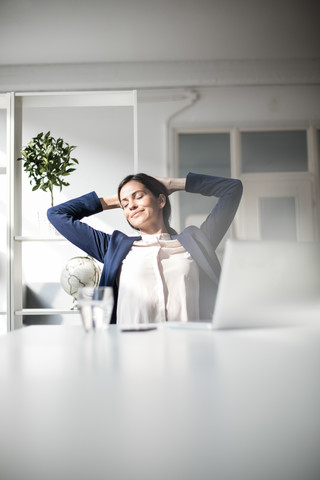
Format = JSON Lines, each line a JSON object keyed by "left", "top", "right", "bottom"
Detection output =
{"left": 119, "top": 180, "right": 166, "bottom": 234}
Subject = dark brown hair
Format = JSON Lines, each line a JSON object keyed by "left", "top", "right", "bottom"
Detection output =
{"left": 118, "top": 173, "right": 177, "bottom": 235}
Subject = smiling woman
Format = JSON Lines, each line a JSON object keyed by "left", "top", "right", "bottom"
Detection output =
{"left": 47, "top": 172, "right": 243, "bottom": 324}
{"left": 116, "top": 173, "right": 185, "bottom": 235}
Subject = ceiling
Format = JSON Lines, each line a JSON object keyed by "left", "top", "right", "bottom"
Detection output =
{"left": 1, "top": 0, "right": 319, "bottom": 66}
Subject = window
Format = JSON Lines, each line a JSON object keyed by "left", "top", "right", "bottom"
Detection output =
{"left": 241, "top": 130, "right": 308, "bottom": 173}
{"left": 259, "top": 197, "right": 297, "bottom": 241}
{"left": 176, "top": 127, "right": 319, "bottom": 243}
{"left": 177, "top": 132, "right": 231, "bottom": 230}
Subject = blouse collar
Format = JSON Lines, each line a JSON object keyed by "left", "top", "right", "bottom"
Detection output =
{"left": 140, "top": 233, "right": 171, "bottom": 243}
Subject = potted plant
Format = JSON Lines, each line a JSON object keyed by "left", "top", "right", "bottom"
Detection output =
{"left": 18, "top": 131, "right": 79, "bottom": 207}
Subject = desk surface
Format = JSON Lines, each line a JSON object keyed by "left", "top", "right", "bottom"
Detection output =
{"left": 1, "top": 324, "right": 320, "bottom": 480}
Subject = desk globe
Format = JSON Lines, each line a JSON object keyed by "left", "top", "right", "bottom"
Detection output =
{"left": 60, "top": 256, "right": 101, "bottom": 308}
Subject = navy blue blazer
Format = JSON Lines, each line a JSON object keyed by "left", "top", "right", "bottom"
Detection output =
{"left": 47, "top": 172, "right": 243, "bottom": 322}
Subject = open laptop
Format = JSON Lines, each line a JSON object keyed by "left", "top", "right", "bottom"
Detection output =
{"left": 212, "top": 239, "right": 320, "bottom": 329}
{"left": 167, "top": 239, "right": 320, "bottom": 331}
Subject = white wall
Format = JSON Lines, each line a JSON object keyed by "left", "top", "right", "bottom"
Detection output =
{"left": 171, "top": 86, "right": 320, "bottom": 128}
{"left": 1, "top": 0, "right": 319, "bottom": 65}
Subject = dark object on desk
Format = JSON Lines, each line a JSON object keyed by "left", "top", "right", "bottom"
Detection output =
{"left": 120, "top": 324, "right": 158, "bottom": 332}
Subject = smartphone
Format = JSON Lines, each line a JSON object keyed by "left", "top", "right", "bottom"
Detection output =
{"left": 120, "top": 324, "right": 158, "bottom": 332}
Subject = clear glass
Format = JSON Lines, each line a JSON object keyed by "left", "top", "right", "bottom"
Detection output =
{"left": 241, "top": 130, "right": 308, "bottom": 173}
{"left": 178, "top": 132, "right": 231, "bottom": 229}
{"left": 78, "top": 286, "right": 114, "bottom": 332}
{"left": 259, "top": 197, "right": 297, "bottom": 241}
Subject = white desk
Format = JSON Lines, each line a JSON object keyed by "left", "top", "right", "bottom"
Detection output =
{"left": 1, "top": 324, "right": 320, "bottom": 480}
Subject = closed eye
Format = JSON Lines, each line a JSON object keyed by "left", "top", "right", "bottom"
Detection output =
{"left": 120, "top": 189, "right": 145, "bottom": 208}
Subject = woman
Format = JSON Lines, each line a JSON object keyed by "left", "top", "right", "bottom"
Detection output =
{"left": 47, "top": 172, "right": 243, "bottom": 324}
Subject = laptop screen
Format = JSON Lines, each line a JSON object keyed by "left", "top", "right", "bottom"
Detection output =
{"left": 213, "top": 240, "right": 320, "bottom": 329}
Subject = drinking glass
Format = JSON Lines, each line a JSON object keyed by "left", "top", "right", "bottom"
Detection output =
{"left": 78, "top": 286, "right": 114, "bottom": 332}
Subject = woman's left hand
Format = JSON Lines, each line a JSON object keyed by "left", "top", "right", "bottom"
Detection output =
{"left": 154, "top": 176, "right": 186, "bottom": 195}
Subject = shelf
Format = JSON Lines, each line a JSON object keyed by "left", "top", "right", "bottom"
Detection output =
{"left": 6, "top": 90, "right": 138, "bottom": 331}
{"left": 15, "top": 309, "right": 80, "bottom": 316}
{"left": 0, "top": 311, "right": 7, "bottom": 316}
{"left": 14, "top": 236, "right": 67, "bottom": 242}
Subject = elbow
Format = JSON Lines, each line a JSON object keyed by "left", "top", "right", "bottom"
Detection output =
{"left": 46, "top": 206, "right": 64, "bottom": 235}
{"left": 47, "top": 206, "right": 56, "bottom": 225}
{"left": 47, "top": 207, "right": 53, "bottom": 221}
{"left": 235, "top": 178, "right": 243, "bottom": 194}
{"left": 234, "top": 179, "right": 243, "bottom": 204}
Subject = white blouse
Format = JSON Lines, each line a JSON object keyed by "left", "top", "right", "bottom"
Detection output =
{"left": 117, "top": 233, "right": 199, "bottom": 324}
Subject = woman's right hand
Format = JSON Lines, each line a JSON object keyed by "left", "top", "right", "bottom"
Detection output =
{"left": 99, "top": 195, "right": 121, "bottom": 210}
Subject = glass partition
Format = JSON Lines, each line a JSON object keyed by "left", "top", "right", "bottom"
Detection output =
{"left": 178, "top": 132, "right": 231, "bottom": 230}
{"left": 259, "top": 196, "right": 297, "bottom": 241}
{"left": 241, "top": 130, "right": 308, "bottom": 173}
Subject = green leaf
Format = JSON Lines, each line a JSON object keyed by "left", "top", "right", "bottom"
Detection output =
{"left": 19, "top": 131, "right": 78, "bottom": 198}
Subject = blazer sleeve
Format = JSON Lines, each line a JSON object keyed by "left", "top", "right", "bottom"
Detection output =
{"left": 47, "top": 192, "right": 111, "bottom": 263}
{"left": 185, "top": 172, "right": 243, "bottom": 249}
